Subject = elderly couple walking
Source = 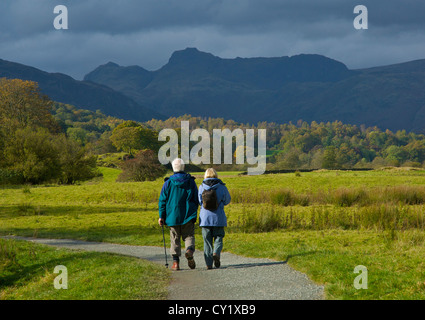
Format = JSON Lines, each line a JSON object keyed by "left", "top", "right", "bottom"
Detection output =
{"left": 158, "top": 158, "right": 231, "bottom": 271}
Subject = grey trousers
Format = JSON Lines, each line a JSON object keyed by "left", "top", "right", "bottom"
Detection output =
{"left": 169, "top": 221, "right": 195, "bottom": 259}
{"left": 202, "top": 227, "right": 225, "bottom": 267}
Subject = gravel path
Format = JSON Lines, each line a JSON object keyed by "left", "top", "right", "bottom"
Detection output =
{"left": 4, "top": 236, "right": 324, "bottom": 300}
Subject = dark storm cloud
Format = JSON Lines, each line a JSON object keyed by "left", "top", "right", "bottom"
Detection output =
{"left": 0, "top": 0, "right": 424, "bottom": 79}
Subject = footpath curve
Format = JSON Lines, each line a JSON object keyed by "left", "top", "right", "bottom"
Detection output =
{"left": 5, "top": 236, "right": 324, "bottom": 300}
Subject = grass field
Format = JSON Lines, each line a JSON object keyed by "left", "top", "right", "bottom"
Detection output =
{"left": 1, "top": 167, "right": 425, "bottom": 299}
{"left": 0, "top": 238, "right": 170, "bottom": 300}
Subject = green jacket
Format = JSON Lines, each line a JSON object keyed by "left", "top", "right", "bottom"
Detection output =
{"left": 158, "top": 172, "right": 199, "bottom": 226}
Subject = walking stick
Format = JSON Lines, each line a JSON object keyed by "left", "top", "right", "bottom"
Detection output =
{"left": 161, "top": 223, "right": 169, "bottom": 268}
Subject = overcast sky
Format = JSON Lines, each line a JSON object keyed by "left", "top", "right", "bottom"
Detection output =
{"left": 0, "top": 0, "right": 424, "bottom": 80}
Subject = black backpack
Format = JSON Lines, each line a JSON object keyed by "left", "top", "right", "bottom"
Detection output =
{"left": 202, "top": 189, "right": 218, "bottom": 211}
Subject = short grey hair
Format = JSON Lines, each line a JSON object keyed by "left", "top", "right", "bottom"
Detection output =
{"left": 172, "top": 158, "right": 185, "bottom": 172}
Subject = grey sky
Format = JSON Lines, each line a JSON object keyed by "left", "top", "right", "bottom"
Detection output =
{"left": 0, "top": 0, "right": 424, "bottom": 80}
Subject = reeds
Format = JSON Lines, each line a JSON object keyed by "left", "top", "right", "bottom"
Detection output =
{"left": 229, "top": 204, "right": 425, "bottom": 233}
{"left": 0, "top": 239, "right": 18, "bottom": 266}
{"left": 229, "top": 185, "right": 425, "bottom": 207}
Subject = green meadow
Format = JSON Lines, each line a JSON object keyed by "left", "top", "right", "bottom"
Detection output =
{"left": 0, "top": 238, "right": 169, "bottom": 300}
{"left": 2, "top": 167, "right": 425, "bottom": 299}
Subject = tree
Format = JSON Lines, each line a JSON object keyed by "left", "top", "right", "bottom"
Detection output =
{"left": 110, "top": 126, "right": 143, "bottom": 155}
{"left": 404, "top": 141, "right": 425, "bottom": 163}
{"left": 0, "top": 79, "right": 60, "bottom": 168}
{"left": 3, "top": 127, "right": 62, "bottom": 184}
{"left": 2, "top": 127, "right": 98, "bottom": 184}
{"left": 322, "top": 146, "right": 338, "bottom": 169}
{"left": 280, "top": 148, "right": 301, "bottom": 169}
{"left": 0, "top": 78, "right": 59, "bottom": 133}
{"left": 110, "top": 123, "right": 160, "bottom": 155}
{"left": 294, "top": 133, "right": 320, "bottom": 153}
{"left": 55, "top": 135, "right": 99, "bottom": 184}
{"left": 0, "top": 79, "right": 101, "bottom": 185}
{"left": 384, "top": 145, "right": 408, "bottom": 165}
{"left": 336, "top": 144, "right": 359, "bottom": 168}
{"left": 67, "top": 127, "right": 89, "bottom": 145}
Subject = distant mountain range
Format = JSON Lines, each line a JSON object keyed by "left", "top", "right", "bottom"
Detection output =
{"left": 0, "top": 59, "right": 162, "bottom": 121}
{"left": 84, "top": 48, "right": 425, "bottom": 132}
{"left": 2, "top": 48, "right": 425, "bottom": 132}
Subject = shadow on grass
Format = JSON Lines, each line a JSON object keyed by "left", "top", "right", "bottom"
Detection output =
{"left": 0, "top": 205, "right": 154, "bottom": 217}
{"left": 0, "top": 250, "right": 97, "bottom": 290}
{"left": 219, "top": 250, "right": 318, "bottom": 269}
{"left": 0, "top": 225, "right": 165, "bottom": 247}
{"left": 284, "top": 250, "right": 318, "bottom": 263}
{"left": 0, "top": 185, "right": 25, "bottom": 190}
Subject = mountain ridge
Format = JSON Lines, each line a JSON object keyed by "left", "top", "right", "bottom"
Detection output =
{"left": 84, "top": 48, "right": 425, "bottom": 132}
{"left": 2, "top": 48, "right": 425, "bottom": 132}
{"left": 0, "top": 58, "right": 163, "bottom": 122}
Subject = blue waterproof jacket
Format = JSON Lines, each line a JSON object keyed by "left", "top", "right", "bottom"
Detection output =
{"left": 198, "top": 178, "right": 231, "bottom": 227}
{"left": 158, "top": 172, "right": 199, "bottom": 227}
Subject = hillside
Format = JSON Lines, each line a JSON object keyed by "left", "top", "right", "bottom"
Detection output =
{"left": 0, "top": 59, "right": 163, "bottom": 122}
{"left": 85, "top": 48, "right": 425, "bottom": 132}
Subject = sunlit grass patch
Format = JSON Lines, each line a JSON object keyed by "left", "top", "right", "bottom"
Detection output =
{"left": 0, "top": 238, "right": 170, "bottom": 300}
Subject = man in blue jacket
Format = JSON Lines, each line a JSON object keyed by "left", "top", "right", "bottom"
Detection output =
{"left": 158, "top": 158, "right": 198, "bottom": 271}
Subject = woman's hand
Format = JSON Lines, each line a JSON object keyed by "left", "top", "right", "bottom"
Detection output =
{"left": 158, "top": 218, "right": 165, "bottom": 226}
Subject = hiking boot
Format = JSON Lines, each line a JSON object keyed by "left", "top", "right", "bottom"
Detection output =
{"left": 206, "top": 266, "right": 213, "bottom": 270}
{"left": 171, "top": 261, "right": 180, "bottom": 271}
{"left": 213, "top": 254, "right": 221, "bottom": 268}
{"left": 185, "top": 250, "right": 196, "bottom": 269}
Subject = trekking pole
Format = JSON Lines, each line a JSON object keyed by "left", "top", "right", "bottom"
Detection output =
{"left": 161, "top": 223, "right": 169, "bottom": 268}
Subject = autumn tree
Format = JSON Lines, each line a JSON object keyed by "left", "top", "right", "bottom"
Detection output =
{"left": 110, "top": 120, "right": 160, "bottom": 155}
{"left": 0, "top": 78, "right": 60, "bottom": 169}
{"left": 0, "top": 78, "right": 59, "bottom": 134}
{"left": 0, "top": 78, "right": 97, "bottom": 184}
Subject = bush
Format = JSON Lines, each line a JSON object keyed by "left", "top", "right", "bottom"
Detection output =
{"left": 385, "top": 186, "right": 425, "bottom": 205}
{"left": 331, "top": 188, "right": 369, "bottom": 207}
{"left": 56, "top": 135, "right": 100, "bottom": 184}
{"left": 270, "top": 189, "right": 310, "bottom": 206}
{"left": 117, "top": 150, "right": 166, "bottom": 182}
{"left": 271, "top": 189, "right": 294, "bottom": 206}
{"left": 1, "top": 127, "right": 100, "bottom": 185}
{"left": 3, "top": 127, "right": 62, "bottom": 184}
{"left": 0, "top": 168, "right": 24, "bottom": 185}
